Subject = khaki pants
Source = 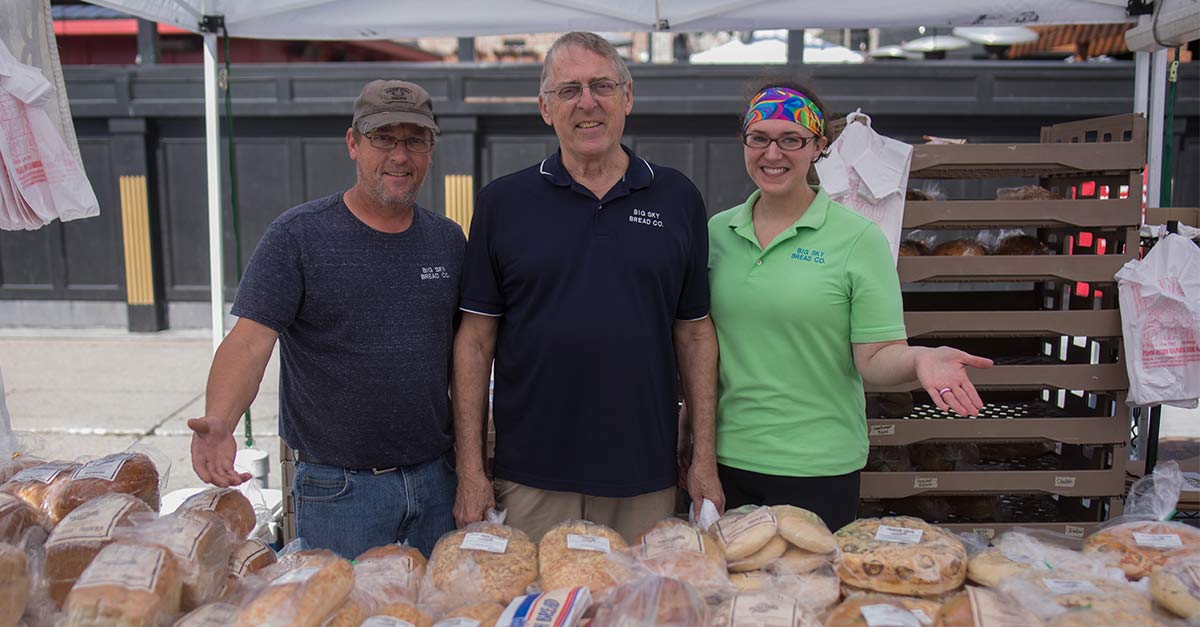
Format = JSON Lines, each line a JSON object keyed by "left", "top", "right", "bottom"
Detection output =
{"left": 494, "top": 478, "right": 676, "bottom": 543}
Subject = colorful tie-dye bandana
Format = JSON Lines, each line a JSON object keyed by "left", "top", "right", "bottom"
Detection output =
{"left": 742, "top": 87, "right": 825, "bottom": 137}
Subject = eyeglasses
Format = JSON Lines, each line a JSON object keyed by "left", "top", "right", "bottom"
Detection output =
{"left": 542, "top": 79, "right": 627, "bottom": 102}
{"left": 742, "top": 133, "right": 820, "bottom": 152}
{"left": 365, "top": 133, "right": 434, "bottom": 153}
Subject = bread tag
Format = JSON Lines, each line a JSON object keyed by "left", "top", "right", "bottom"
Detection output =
{"left": 967, "top": 587, "right": 1040, "bottom": 627}
{"left": 10, "top": 461, "right": 74, "bottom": 484}
{"left": 874, "top": 525, "right": 923, "bottom": 544}
{"left": 177, "top": 603, "right": 240, "bottom": 627}
{"left": 1133, "top": 533, "right": 1183, "bottom": 549}
{"left": 230, "top": 539, "right": 274, "bottom": 576}
{"left": 642, "top": 525, "right": 705, "bottom": 558}
{"left": 566, "top": 534, "right": 611, "bottom": 553}
{"left": 1042, "top": 579, "right": 1101, "bottom": 595}
{"left": 728, "top": 592, "right": 803, "bottom": 627}
{"left": 858, "top": 604, "right": 923, "bottom": 627}
{"left": 46, "top": 497, "right": 138, "bottom": 546}
{"left": 434, "top": 620, "right": 481, "bottom": 627}
{"left": 462, "top": 532, "right": 509, "bottom": 553}
{"left": 716, "top": 507, "right": 777, "bottom": 545}
{"left": 362, "top": 618, "right": 415, "bottom": 627}
{"left": 71, "top": 455, "right": 130, "bottom": 482}
{"left": 270, "top": 566, "right": 320, "bottom": 586}
{"left": 74, "top": 543, "right": 167, "bottom": 593}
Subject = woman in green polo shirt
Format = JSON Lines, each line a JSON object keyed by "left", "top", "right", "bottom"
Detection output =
{"left": 703, "top": 78, "right": 992, "bottom": 530}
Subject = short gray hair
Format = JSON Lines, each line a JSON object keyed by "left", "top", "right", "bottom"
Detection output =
{"left": 540, "top": 32, "right": 632, "bottom": 93}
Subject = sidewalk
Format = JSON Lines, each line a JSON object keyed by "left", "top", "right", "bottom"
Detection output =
{"left": 0, "top": 329, "right": 281, "bottom": 494}
{"left": 0, "top": 329, "right": 1196, "bottom": 496}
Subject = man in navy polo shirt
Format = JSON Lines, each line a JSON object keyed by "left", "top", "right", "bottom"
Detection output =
{"left": 452, "top": 32, "right": 724, "bottom": 541}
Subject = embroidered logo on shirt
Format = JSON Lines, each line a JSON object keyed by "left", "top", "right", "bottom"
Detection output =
{"left": 790, "top": 247, "right": 826, "bottom": 264}
{"left": 629, "top": 208, "right": 663, "bottom": 228}
{"left": 420, "top": 265, "right": 451, "bottom": 280}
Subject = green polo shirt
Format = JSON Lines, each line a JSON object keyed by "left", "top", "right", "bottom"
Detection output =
{"left": 708, "top": 187, "right": 906, "bottom": 477}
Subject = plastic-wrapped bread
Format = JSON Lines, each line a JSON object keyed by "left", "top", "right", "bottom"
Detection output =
{"left": 48, "top": 452, "right": 160, "bottom": 524}
{"left": 772, "top": 547, "right": 833, "bottom": 575}
{"left": 590, "top": 577, "right": 700, "bottom": 627}
{"left": 1, "top": 461, "right": 80, "bottom": 516}
{"left": 728, "top": 535, "right": 787, "bottom": 572}
{"left": 370, "top": 603, "right": 433, "bottom": 627}
{"left": 824, "top": 594, "right": 943, "bottom": 627}
{"left": 64, "top": 542, "right": 183, "bottom": 627}
{"left": 965, "top": 548, "right": 1028, "bottom": 588}
{"left": 0, "top": 456, "right": 42, "bottom": 484}
{"left": 357, "top": 543, "right": 428, "bottom": 580}
{"left": 835, "top": 517, "right": 967, "bottom": 596}
{"left": 496, "top": 588, "right": 590, "bottom": 627}
{"left": 710, "top": 591, "right": 820, "bottom": 627}
{"left": 233, "top": 549, "right": 354, "bottom": 627}
{"left": 712, "top": 506, "right": 778, "bottom": 562}
{"left": 933, "top": 587, "right": 1044, "bottom": 627}
{"left": 174, "top": 602, "right": 239, "bottom": 627}
{"left": 229, "top": 537, "right": 276, "bottom": 579}
{"left": 45, "top": 492, "right": 154, "bottom": 606}
{"left": 1083, "top": 520, "right": 1200, "bottom": 580}
{"left": 993, "top": 235, "right": 1050, "bottom": 256}
{"left": 436, "top": 602, "right": 505, "bottom": 627}
{"left": 899, "top": 240, "right": 930, "bottom": 257}
{"left": 931, "top": 239, "right": 988, "bottom": 256}
{"left": 538, "top": 520, "right": 629, "bottom": 597}
{"left": 0, "top": 492, "right": 46, "bottom": 548}
{"left": 1046, "top": 609, "right": 1167, "bottom": 627}
{"left": 634, "top": 518, "right": 731, "bottom": 598}
{"left": 995, "top": 186, "right": 1061, "bottom": 201}
{"left": 177, "top": 488, "right": 256, "bottom": 540}
{"left": 1148, "top": 551, "right": 1200, "bottom": 621}
{"left": 119, "top": 510, "right": 234, "bottom": 611}
{"left": 996, "top": 569, "right": 1152, "bottom": 621}
{"left": 324, "top": 544, "right": 428, "bottom": 626}
{"left": 426, "top": 521, "right": 537, "bottom": 607}
{"left": 771, "top": 505, "right": 836, "bottom": 554}
{"left": 0, "top": 542, "right": 29, "bottom": 627}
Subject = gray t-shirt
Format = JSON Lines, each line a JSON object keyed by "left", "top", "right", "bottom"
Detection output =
{"left": 232, "top": 192, "right": 465, "bottom": 469}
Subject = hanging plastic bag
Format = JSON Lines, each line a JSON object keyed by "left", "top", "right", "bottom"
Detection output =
{"left": 0, "top": 37, "right": 99, "bottom": 230}
{"left": 1115, "top": 233, "right": 1200, "bottom": 408}
{"left": 813, "top": 110, "right": 913, "bottom": 264}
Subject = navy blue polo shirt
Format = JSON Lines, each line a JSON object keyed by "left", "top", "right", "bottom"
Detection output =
{"left": 462, "top": 146, "right": 709, "bottom": 497}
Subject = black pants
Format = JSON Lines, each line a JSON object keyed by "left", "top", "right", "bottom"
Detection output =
{"left": 718, "top": 464, "right": 861, "bottom": 532}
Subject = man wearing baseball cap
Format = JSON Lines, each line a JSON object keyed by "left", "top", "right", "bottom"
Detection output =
{"left": 188, "top": 80, "right": 465, "bottom": 558}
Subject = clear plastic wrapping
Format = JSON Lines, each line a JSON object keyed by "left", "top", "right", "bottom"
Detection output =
{"left": 996, "top": 567, "right": 1151, "bottom": 621}
{"left": 538, "top": 520, "right": 630, "bottom": 599}
{"left": 47, "top": 449, "right": 167, "bottom": 525}
{"left": 116, "top": 509, "right": 234, "bottom": 611}
{"left": 422, "top": 516, "right": 538, "bottom": 612}
{"left": 835, "top": 517, "right": 968, "bottom": 596}
{"left": 232, "top": 549, "right": 355, "bottom": 627}
{"left": 177, "top": 487, "right": 257, "bottom": 540}
{"left": 173, "top": 602, "right": 240, "bottom": 627}
{"left": 1149, "top": 550, "right": 1200, "bottom": 622}
{"left": 1, "top": 460, "right": 80, "bottom": 518}
{"left": 324, "top": 543, "right": 427, "bottom": 626}
{"left": 933, "top": 586, "right": 1045, "bottom": 627}
{"left": 710, "top": 590, "right": 821, "bottom": 627}
{"left": 44, "top": 492, "right": 154, "bottom": 607}
{"left": 713, "top": 505, "right": 779, "bottom": 562}
{"left": 63, "top": 541, "right": 183, "bottom": 627}
{"left": 824, "top": 593, "right": 943, "bottom": 627}
{"left": 434, "top": 602, "right": 505, "bottom": 627}
{"left": 0, "top": 541, "right": 29, "bottom": 627}
{"left": 0, "top": 492, "right": 47, "bottom": 549}
{"left": 631, "top": 518, "right": 732, "bottom": 600}
{"left": 590, "top": 576, "right": 703, "bottom": 627}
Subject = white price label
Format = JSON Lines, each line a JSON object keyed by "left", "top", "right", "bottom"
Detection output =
{"left": 1133, "top": 533, "right": 1183, "bottom": 549}
{"left": 859, "top": 604, "right": 923, "bottom": 627}
{"left": 433, "top": 619, "right": 480, "bottom": 627}
{"left": 875, "top": 525, "right": 924, "bottom": 544}
{"left": 461, "top": 532, "right": 509, "bottom": 553}
{"left": 869, "top": 425, "right": 896, "bottom": 436}
{"left": 72, "top": 455, "right": 130, "bottom": 482}
{"left": 75, "top": 544, "right": 166, "bottom": 593}
{"left": 362, "top": 618, "right": 415, "bottom": 627}
{"left": 1064, "top": 526, "right": 1086, "bottom": 538}
{"left": 270, "top": 567, "right": 319, "bottom": 587}
{"left": 10, "top": 462, "right": 75, "bottom": 484}
{"left": 1054, "top": 476, "right": 1077, "bottom": 488}
{"left": 913, "top": 477, "right": 938, "bottom": 489}
{"left": 1043, "top": 579, "right": 1101, "bottom": 595}
{"left": 566, "top": 533, "right": 611, "bottom": 553}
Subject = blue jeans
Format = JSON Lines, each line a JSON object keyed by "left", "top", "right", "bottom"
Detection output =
{"left": 292, "top": 452, "right": 457, "bottom": 558}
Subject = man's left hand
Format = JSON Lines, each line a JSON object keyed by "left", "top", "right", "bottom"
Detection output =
{"left": 686, "top": 459, "right": 725, "bottom": 521}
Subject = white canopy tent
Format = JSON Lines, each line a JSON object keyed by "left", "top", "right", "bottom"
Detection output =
{"left": 70, "top": 0, "right": 1184, "bottom": 350}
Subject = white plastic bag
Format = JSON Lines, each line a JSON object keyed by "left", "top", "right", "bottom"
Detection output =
{"left": 814, "top": 110, "right": 913, "bottom": 263}
{"left": 1115, "top": 233, "right": 1200, "bottom": 408}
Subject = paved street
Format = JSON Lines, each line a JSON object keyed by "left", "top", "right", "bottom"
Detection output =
{"left": 0, "top": 329, "right": 1196, "bottom": 497}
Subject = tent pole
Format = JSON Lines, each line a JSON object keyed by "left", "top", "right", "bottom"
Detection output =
{"left": 204, "top": 30, "right": 225, "bottom": 353}
{"left": 1147, "top": 47, "right": 1167, "bottom": 209}
{"left": 1134, "top": 53, "right": 1149, "bottom": 117}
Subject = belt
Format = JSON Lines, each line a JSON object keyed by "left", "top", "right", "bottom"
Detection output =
{"left": 293, "top": 450, "right": 398, "bottom": 475}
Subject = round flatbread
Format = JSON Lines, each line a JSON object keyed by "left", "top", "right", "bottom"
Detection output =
{"left": 835, "top": 517, "right": 967, "bottom": 596}
{"left": 538, "top": 520, "right": 629, "bottom": 597}
{"left": 966, "top": 548, "right": 1028, "bottom": 588}
{"left": 713, "top": 506, "right": 778, "bottom": 562}
{"left": 771, "top": 505, "right": 837, "bottom": 554}
{"left": 1148, "top": 551, "right": 1200, "bottom": 621}
{"left": 1083, "top": 521, "right": 1200, "bottom": 580}
{"left": 428, "top": 522, "right": 537, "bottom": 606}
{"left": 825, "top": 594, "right": 943, "bottom": 627}
{"left": 729, "top": 535, "right": 787, "bottom": 573}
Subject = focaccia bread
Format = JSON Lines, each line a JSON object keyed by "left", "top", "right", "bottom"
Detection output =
{"left": 124, "top": 509, "right": 233, "bottom": 610}
{"left": 1046, "top": 609, "right": 1166, "bottom": 627}
{"left": 0, "top": 492, "right": 46, "bottom": 547}
{"left": 824, "top": 594, "right": 943, "bottom": 627}
{"left": 771, "top": 505, "right": 836, "bottom": 554}
{"left": 835, "top": 517, "right": 967, "bottom": 596}
{"left": 1149, "top": 552, "right": 1200, "bottom": 620}
{"left": 64, "top": 542, "right": 183, "bottom": 627}
{"left": 966, "top": 548, "right": 1029, "bottom": 588}
{"left": 711, "top": 591, "right": 820, "bottom": 627}
{"left": 635, "top": 518, "right": 730, "bottom": 597}
{"left": 427, "top": 521, "right": 537, "bottom": 605}
{"left": 1, "top": 461, "right": 80, "bottom": 515}
{"left": 1083, "top": 520, "right": 1200, "bottom": 580}
{"left": 438, "top": 602, "right": 505, "bottom": 627}
{"left": 177, "top": 487, "right": 256, "bottom": 540}
{"left": 229, "top": 537, "right": 276, "bottom": 578}
{"left": 538, "top": 520, "right": 629, "bottom": 597}
{"left": 48, "top": 452, "right": 160, "bottom": 524}
{"left": 590, "top": 576, "right": 705, "bottom": 627}
{"left": 45, "top": 492, "right": 154, "bottom": 606}
{"left": 713, "top": 506, "right": 778, "bottom": 562}
{"left": 0, "top": 542, "right": 29, "bottom": 627}
{"left": 934, "top": 587, "right": 1044, "bottom": 627}
{"left": 997, "top": 570, "right": 1152, "bottom": 618}
{"left": 233, "top": 549, "right": 355, "bottom": 627}
{"left": 728, "top": 535, "right": 787, "bottom": 572}
{"left": 173, "top": 602, "right": 239, "bottom": 627}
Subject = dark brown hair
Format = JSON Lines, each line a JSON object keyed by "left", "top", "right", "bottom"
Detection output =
{"left": 742, "top": 74, "right": 833, "bottom": 162}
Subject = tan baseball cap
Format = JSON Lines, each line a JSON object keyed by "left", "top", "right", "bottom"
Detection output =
{"left": 353, "top": 80, "right": 438, "bottom": 134}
